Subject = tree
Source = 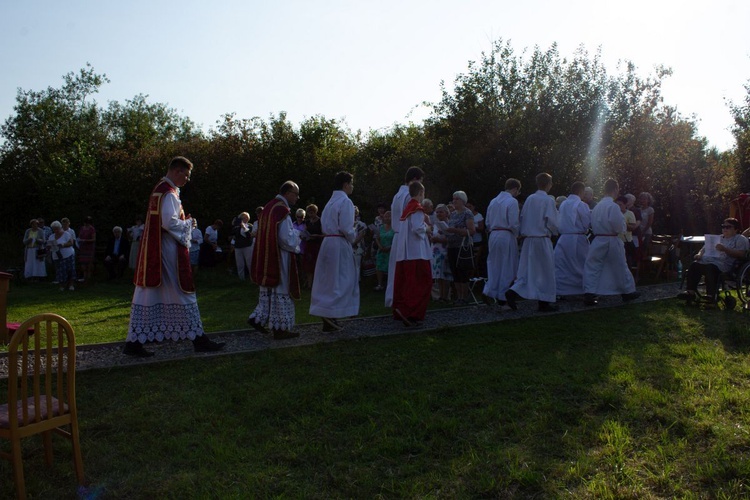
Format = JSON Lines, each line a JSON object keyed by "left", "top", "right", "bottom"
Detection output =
{"left": 0, "top": 64, "right": 108, "bottom": 231}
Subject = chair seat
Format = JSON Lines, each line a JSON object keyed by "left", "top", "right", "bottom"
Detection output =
{"left": 0, "top": 396, "right": 68, "bottom": 429}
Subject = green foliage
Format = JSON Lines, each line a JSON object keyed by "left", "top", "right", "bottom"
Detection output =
{"left": 730, "top": 79, "right": 750, "bottom": 191}
{"left": 0, "top": 44, "right": 741, "bottom": 241}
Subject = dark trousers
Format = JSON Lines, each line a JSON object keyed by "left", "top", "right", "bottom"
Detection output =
{"left": 686, "top": 261, "right": 721, "bottom": 298}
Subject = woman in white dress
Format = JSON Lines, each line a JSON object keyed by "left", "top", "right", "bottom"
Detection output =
{"left": 22, "top": 219, "right": 47, "bottom": 280}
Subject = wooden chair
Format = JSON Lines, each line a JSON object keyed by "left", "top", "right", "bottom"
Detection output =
{"left": 0, "top": 313, "right": 84, "bottom": 499}
{"left": 1, "top": 272, "right": 19, "bottom": 344}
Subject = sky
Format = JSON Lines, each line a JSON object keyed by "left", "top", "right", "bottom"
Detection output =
{"left": 1, "top": 0, "right": 748, "bottom": 150}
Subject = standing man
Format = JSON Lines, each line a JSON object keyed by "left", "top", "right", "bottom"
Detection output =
{"left": 310, "top": 171, "right": 360, "bottom": 331}
{"left": 483, "top": 178, "right": 521, "bottom": 306}
{"left": 506, "top": 173, "right": 559, "bottom": 312}
{"left": 124, "top": 157, "right": 225, "bottom": 357}
{"left": 385, "top": 166, "right": 425, "bottom": 307}
{"left": 554, "top": 182, "right": 591, "bottom": 297}
{"left": 583, "top": 178, "right": 640, "bottom": 305}
{"left": 104, "top": 226, "right": 130, "bottom": 280}
{"left": 247, "top": 181, "right": 302, "bottom": 339}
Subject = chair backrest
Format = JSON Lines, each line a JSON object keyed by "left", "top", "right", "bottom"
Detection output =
{"left": 0, "top": 272, "right": 11, "bottom": 344}
{"left": 6, "top": 313, "right": 77, "bottom": 428}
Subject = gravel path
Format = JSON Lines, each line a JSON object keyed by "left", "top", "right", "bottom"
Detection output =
{"left": 0, "top": 283, "right": 684, "bottom": 377}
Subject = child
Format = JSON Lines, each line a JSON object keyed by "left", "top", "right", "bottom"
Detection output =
{"left": 392, "top": 181, "right": 432, "bottom": 327}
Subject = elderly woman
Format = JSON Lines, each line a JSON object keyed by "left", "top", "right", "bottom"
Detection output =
{"left": 48, "top": 220, "right": 77, "bottom": 291}
{"left": 430, "top": 204, "right": 453, "bottom": 302}
{"left": 445, "top": 191, "right": 476, "bottom": 304}
{"left": 23, "top": 219, "right": 47, "bottom": 280}
{"left": 678, "top": 218, "right": 749, "bottom": 303}
{"left": 189, "top": 218, "right": 202, "bottom": 272}
{"left": 233, "top": 212, "right": 254, "bottom": 280}
{"left": 77, "top": 216, "right": 96, "bottom": 282}
{"left": 127, "top": 217, "right": 144, "bottom": 269}
{"left": 638, "top": 192, "right": 655, "bottom": 253}
{"left": 374, "top": 210, "right": 394, "bottom": 291}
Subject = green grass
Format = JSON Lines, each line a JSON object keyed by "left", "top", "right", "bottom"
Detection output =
{"left": 4, "top": 265, "right": 402, "bottom": 346}
{"left": 2, "top": 300, "right": 750, "bottom": 498}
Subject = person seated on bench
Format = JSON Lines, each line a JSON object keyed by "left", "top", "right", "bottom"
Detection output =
{"left": 678, "top": 218, "right": 749, "bottom": 303}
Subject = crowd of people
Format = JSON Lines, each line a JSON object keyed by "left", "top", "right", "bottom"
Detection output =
{"left": 19, "top": 157, "right": 748, "bottom": 357}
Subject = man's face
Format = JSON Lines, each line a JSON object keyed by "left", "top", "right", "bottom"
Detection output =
{"left": 284, "top": 186, "right": 300, "bottom": 206}
{"left": 173, "top": 167, "right": 191, "bottom": 187}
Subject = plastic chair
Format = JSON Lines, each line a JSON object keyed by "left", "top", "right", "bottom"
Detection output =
{"left": 0, "top": 313, "right": 85, "bottom": 499}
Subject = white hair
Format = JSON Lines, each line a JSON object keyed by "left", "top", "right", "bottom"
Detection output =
{"left": 452, "top": 191, "right": 468, "bottom": 203}
{"left": 50, "top": 220, "right": 62, "bottom": 230}
{"left": 113, "top": 226, "right": 123, "bottom": 233}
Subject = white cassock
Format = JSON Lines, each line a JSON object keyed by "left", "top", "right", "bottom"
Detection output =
{"left": 310, "top": 190, "right": 360, "bottom": 318}
{"left": 484, "top": 191, "right": 520, "bottom": 301}
{"left": 384, "top": 184, "right": 411, "bottom": 307}
{"left": 249, "top": 196, "right": 301, "bottom": 332}
{"left": 128, "top": 183, "right": 202, "bottom": 343}
{"left": 510, "top": 190, "right": 558, "bottom": 303}
{"left": 584, "top": 196, "right": 636, "bottom": 295}
{"left": 554, "top": 194, "right": 591, "bottom": 295}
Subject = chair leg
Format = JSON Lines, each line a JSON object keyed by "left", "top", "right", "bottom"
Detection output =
{"left": 11, "top": 437, "right": 26, "bottom": 500}
{"left": 70, "top": 422, "right": 85, "bottom": 485}
{"left": 42, "top": 430, "right": 53, "bottom": 466}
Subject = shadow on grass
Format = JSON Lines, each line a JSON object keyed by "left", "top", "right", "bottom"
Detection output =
{"left": 4, "top": 293, "right": 750, "bottom": 497}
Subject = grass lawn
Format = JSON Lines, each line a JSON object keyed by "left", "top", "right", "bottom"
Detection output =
{"left": 3, "top": 266, "right": 408, "bottom": 346}
{"left": 2, "top": 299, "right": 750, "bottom": 498}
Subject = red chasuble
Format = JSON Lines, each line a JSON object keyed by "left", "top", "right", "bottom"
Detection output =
{"left": 133, "top": 180, "right": 195, "bottom": 293}
{"left": 251, "top": 197, "right": 301, "bottom": 299}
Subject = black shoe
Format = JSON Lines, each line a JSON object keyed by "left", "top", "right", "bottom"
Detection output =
{"left": 193, "top": 335, "right": 225, "bottom": 352}
{"left": 676, "top": 291, "right": 694, "bottom": 301}
{"left": 322, "top": 317, "right": 343, "bottom": 332}
{"left": 583, "top": 293, "right": 598, "bottom": 306}
{"left": 247, "top": 317, "right": 268, "bottom": 334}
{"left": 622, "top": 292, "right": 641, "bottom": 302}
{"left": 505, "top": 290, "right": 519, "bottom": 311}
{"left": 123, "top": 341, "right": 155, "bottom": 358}
{"left": 273, "top": 329, "right": 300, "bottom": 340}
{"left": 482, "top": 294, "right": 495, "bottom": 306}
{"left": 538, "top": 302, "right": 558, "bottom": 312}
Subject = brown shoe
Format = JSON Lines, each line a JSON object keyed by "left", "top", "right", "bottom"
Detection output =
{"left": 273, "top": 329, "right": 300, "bottom": 340}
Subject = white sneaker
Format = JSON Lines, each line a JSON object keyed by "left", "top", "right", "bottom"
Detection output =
{"left": 68, "top": 285, "right": 75, "bottom": 291}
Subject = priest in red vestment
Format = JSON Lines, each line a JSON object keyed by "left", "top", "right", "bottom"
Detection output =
{"left": 124, "top": 156, "right": 225, "bottom": 357}
{"left": 247, "top": 181, "right": 302, "bottom": 340}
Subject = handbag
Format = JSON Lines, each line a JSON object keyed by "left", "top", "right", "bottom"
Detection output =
{"left": 456, "top": 236, "right": 475, "bottom": 271}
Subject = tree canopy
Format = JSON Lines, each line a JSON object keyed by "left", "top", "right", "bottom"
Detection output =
{"left": 0, "top": 44, "right": 745, "bottom": 247}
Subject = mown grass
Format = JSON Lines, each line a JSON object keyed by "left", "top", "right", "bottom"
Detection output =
{"left": 2, "top": 299, "right": 750, "bottom": 498}
{"left": 4, "top": 265, "right": 404, "bottom": 347}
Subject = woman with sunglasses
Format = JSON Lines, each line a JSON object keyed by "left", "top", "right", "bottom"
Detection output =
{"left": 678, "top": 218, "right": 749, "bottom": 303}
